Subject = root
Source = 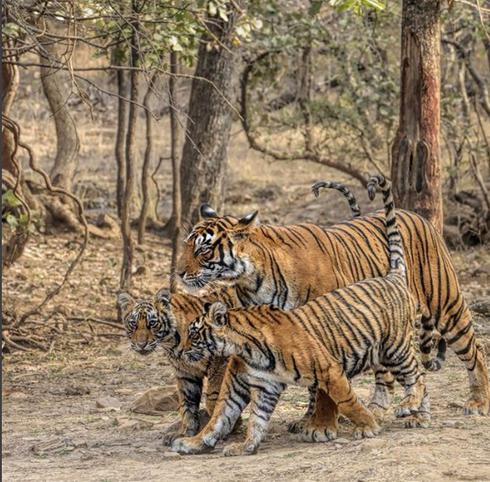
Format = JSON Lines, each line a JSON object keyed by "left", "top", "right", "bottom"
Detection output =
{"left": 2, "top": 117, "right": 89, "bottom": 327}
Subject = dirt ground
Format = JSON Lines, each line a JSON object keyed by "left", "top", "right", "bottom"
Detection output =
{"left": 3, "top": 136, "right": 490, "bottom": 481}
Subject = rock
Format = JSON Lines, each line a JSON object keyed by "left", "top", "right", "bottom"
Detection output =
{"left": 130, "top": 386, "right": 179, "bottom": 415}
{"left": 115, "top": 417, "right": 154, "bottom": 431}
{"left": 95, "top": 396, "right": 122, "bottom": 411}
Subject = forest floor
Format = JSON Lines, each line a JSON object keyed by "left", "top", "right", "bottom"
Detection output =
{"left": 3, "top": 145, "right": 490, "bottom": 481}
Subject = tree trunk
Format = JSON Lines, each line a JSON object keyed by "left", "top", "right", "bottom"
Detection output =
{"left": 169, "top": 51, "right": 182, "bottom": 293}
{"left": 113, "top": 49, "right": 129, "bottom": 219}
{"left": 2, "top": 57, "right": 20, "bottom": 176}
{"left": 137, "top": 73, "right": 158, "bottom": 244}
{"left": 120, "top": 1, "right": 140, "bottom": 290}
{"left": 39, "top": 23, "right": 80, "bottom": 192}
{"left": 179, "top": 4, "right": 238, "bottom": 226}
{"left": 391, "top": 0, "right": 443, "bottom": 233}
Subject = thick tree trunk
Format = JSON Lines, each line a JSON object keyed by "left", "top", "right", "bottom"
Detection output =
{"left": 391, "top": 0, "right": 443, "bottom": 233}
{"left": 39, "top": 24, "right": 80, "bottom": 192}
{"left": 113, "top": 49, "right": 129, "bottom": 219}
{"left": 169, "top": 51, "right": 182, "bottom": 293}
{"left": 179, "top": 5, "right": 238, "bottom": 226}
{"left": 120, "top": 1, "right": 140, "bottom": 290}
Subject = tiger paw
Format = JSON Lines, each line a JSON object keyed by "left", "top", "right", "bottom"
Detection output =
{"left": 222, "top": 442, "right": 258, "bottom": 457}
{"left": 395, "top": 396, "right": 422, "bottom": 418}
{"left": 162, "top": 429, "right": 183, "bottom": 446}
{"left": 287, "top": 418, "right": 308, "bottom": 434}
{"left": 292, "top": 417, "right": 338, "bottom": 443}
{"left": 367, "top": 403, "right": 388, "bottom": 423}
{"left": 463, "top": 397, "right": 490, "bottom": 416}
{"left": 403, "top": 412, "right": 431, "bottom": 429}
{"left": 352, "top": 422, "right": 380, "bottom": 440}
{"left": 293, "top": 426, "right": 337, "bottom": 443}
{"left": 422, "top": 358, "right": 443, "bottom": 372}
{"left": 171, "top": 436, "right": 213, "bottom": 455}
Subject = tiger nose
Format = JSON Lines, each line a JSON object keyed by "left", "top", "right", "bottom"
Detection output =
{"left": 136, "top": 341, "right": 148, "bottom": 350}
{"left": 178, "top": 271, "right": 186, "bottom": 279}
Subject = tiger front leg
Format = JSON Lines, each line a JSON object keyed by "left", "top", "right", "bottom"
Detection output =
{"left": 162, "top": 374, "right": 203, "bottom": 446}
{"left": 293, "top": 388, "right": 339, "bottom": 442}
{"left": 324, "top": 367, "right": 380, "bottom": 439}
{"left": 172, "top": 359, "right": 251, "bottom": 455}
{"left": 223, "top": 380, "right": 285, "bottom": 456}
{"left": 287, "top": 385, "right": 317, "bottom": 434}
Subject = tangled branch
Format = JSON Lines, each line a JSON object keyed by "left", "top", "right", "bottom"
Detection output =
{"left": 3, "top": 117, "right": 89, "bottom": 327}
{"left": 239, "top": 52, "right": 367, "bottom": 186}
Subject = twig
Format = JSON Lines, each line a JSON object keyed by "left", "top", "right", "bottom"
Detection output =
{"left": 69, "top": 317, "right": 125, "bottom": 331}
{"left": 239, "top": 51, "right": 367, "bottom": 187}
{"left": 469, "top": 152, "right": 490, "bottom": 215}
{"left": 2, "top": 332, "right": 31, "bottom": 352}
{"left": 9, "top": 119, "right": 89, "bottom": 326}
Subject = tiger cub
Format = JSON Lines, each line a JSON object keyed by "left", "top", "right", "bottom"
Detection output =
{"left": 118, "top": 287, "right": 240, "bottom": 445}
{"left": 172, "top": 175, "right": 430, "bottom": 456}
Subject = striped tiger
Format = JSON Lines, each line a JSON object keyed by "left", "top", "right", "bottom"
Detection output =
{"left": 117, "top": 183, "right": 364, "bottom": 444}
{"left": 177, "top": 185, "right": 489, "bottom": 417}
{"left": 117, "top": 287, "right": 239, "bottom": 445}
{"left": 171, "top": 175, "right": 429, "bottom": 456}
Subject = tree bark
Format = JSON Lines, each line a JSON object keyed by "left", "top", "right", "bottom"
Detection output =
{"left": 2, "top": 57, "right": 20, "bottom": 176}
{"left": 39, "top": 23, "right": 80, "bottom": 192}
{"left": 179, "top": 4, "right": 238, "bottom": 226}
{"left": 137, "top": 73, "right": 158, "bottom": 244}
{"left": 113, "top": 49, "right": 129, "bottom": 219}
{"left": 169, "top": 51, "right": 182, "bottom": 293}
{"left": 120, "top": 1, "right": 140, "bottom": 290}
{"left": 391, "top": 0, "right": 443, "bottom": 233}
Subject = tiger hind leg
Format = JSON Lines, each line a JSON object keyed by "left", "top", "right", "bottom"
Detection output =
{"left": 388, "top": 349, "right": 431, "bottom": 427}
{"left": 403, "top": 388, "right": 431, "bottom": 429}
{"left": 324, "top": 367, "right": 380, "bottom": 439}
{"left": 440, "top": 303, "right": 490, "bottom": 415}
{"left": 292, "top": 388, "right": 338, "bottom": 443}
{"left": 419, "top": 316, "right": 446, "bottom": 371}
{"left": 368, "top": 367, "right": 396, "bottom": 422}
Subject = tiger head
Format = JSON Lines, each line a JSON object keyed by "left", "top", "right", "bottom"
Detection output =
{"left": 117, "top": 289, "right": 177, "bottom": 356}
{"left": 177, "top": 204, "right": 259, "bottom": 291}
{"left": 181, "top": 302, "right": 233, "bottom": 362}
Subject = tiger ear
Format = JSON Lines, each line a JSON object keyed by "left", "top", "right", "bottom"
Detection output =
{"left": 208, "top": 302, "right": 228, "bottom": 327}
{"left": 200, "top": 204, "right": 218, "bottom": 219}
{"left": 117, "top": 292, "right": 134, "bottom": 316}
{"left": 231, "top": 210, "right": 259, "bottom": 241}
{"left": 154, "top": 288, "right": 171, "bottom": 310}
{"left": 203, "top": 302, "right": 213, "bottom": 313}
{"left": 237, "top": 210, "right": 259, "bottom": 228}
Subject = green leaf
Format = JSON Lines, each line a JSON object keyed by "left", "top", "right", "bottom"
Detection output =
{"left": 5, "top": 213, "right": 19, "bottom": 229}
{"left": 2, "top": 190, "right": 22, "bottom": 208}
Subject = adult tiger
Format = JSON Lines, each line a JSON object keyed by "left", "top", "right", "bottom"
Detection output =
{"left": 177, "top": 185, "right": 489, "bottom": 417}
{"left": 171, "top": 175, "right": 429, "bottom": 456}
